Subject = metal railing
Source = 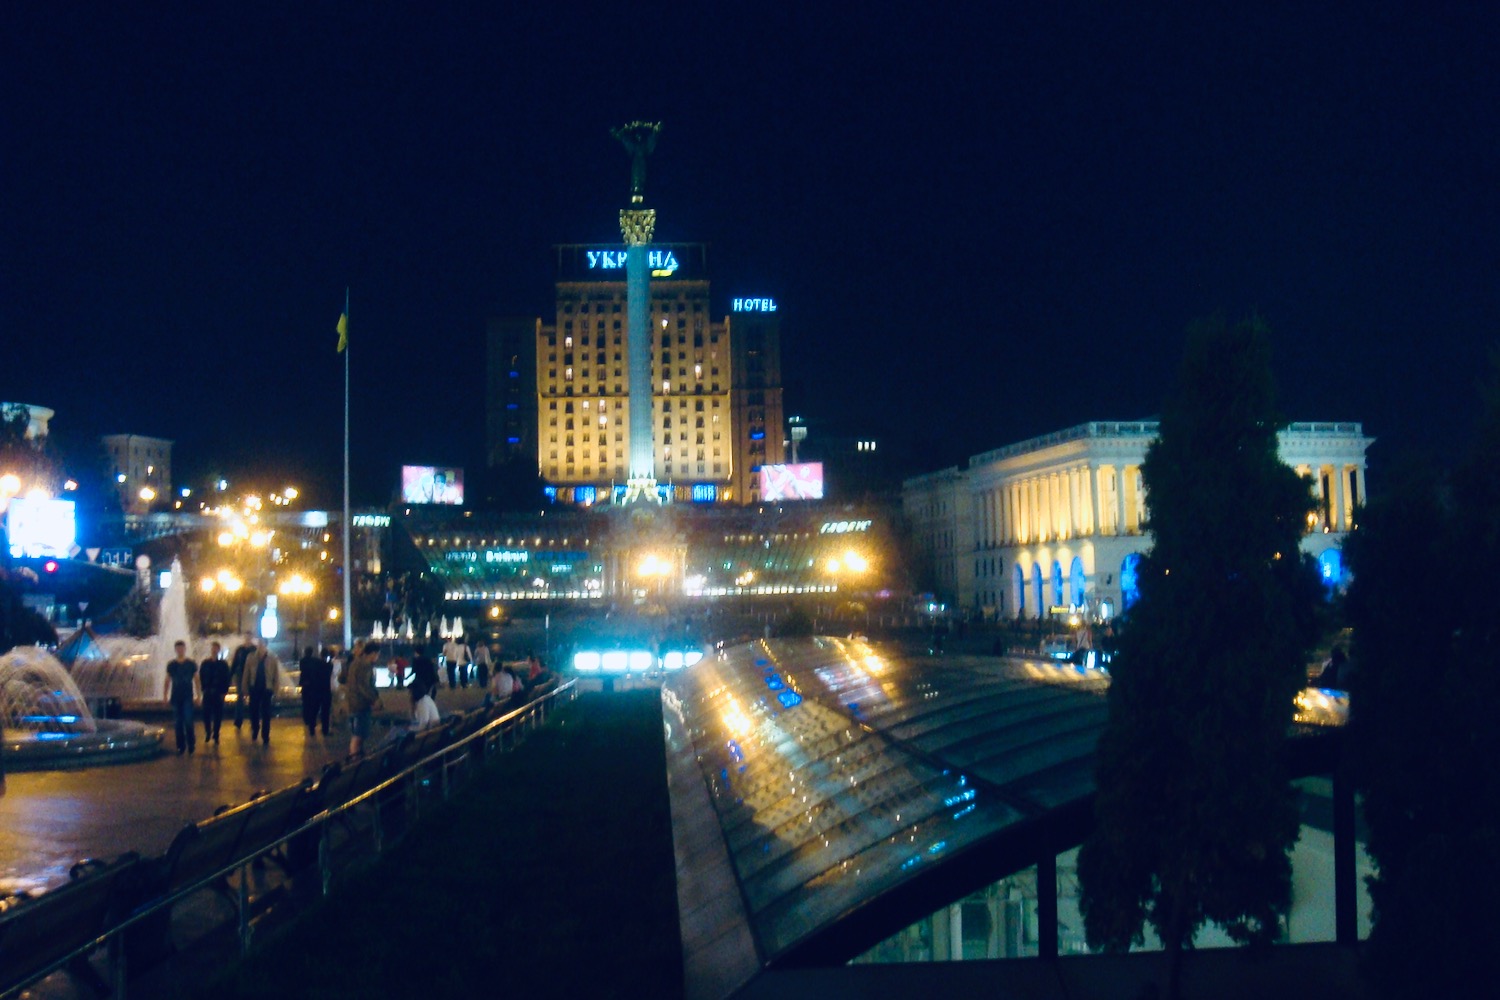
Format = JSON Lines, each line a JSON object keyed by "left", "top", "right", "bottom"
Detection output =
{"left": 0, "top": 680, "right": 578, "bottom": 1000}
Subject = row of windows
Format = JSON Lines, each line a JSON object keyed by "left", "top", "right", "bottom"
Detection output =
{"left": 550, "top": 366, "right": 720, "bottom": 379}
{"left": 541, "top": 383, "right": 725, "bottom": 396}
{"left": 546, "top": 457, "right": 725, "bottom": 477}
{"left": 549, "top": 329, "right": 719, "bottom": 346}
{"left": 559, "top": 299, "right": 704, "bottom": 315}
{"left": 546, "top": 399, "right": 724, "bottom": 413}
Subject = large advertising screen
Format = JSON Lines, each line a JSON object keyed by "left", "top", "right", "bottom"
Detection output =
{"left": 759, "top": 463, "right": 824, "bottom": 502}
{"left": 6, "top": 497, "right": 77, "bottom": 557}
{"left": 401, "top": 466, "right": 464, "bottom": 505}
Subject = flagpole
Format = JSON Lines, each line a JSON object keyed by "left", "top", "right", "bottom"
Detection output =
{"left": 341, "top": 287, "right": 353, "bottom": 651}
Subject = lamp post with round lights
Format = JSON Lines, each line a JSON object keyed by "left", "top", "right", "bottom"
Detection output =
{"left": 278, "top": 573, "right": 315, "bottom": 659}
{"left": 200, "top": 569, "right": 245, "bottom": 632}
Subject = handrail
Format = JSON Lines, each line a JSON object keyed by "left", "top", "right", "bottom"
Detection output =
{"left": 0, "top": 680, "right": 578, "bottom": 1000}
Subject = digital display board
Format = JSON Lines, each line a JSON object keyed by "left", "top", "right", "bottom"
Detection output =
{"left": 401, "top": 466, "right": 464, "bottom": 505}
{"left": 6, "top": 497, "right": 77, "bottom": 557}
{"left": 759, "top": 463, "right": 824, "bottom": 502}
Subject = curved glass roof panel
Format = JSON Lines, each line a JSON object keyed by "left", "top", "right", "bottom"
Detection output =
{"left": 665, "top": 637, "right": 1111, "bottom": 963}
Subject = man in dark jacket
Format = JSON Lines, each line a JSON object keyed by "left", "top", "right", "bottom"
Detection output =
{"left": 228, "top": 635, "right": 256, "bottom": 731}
{"left": 199, "top": 640, "right": 230, "bottom": 745}
{"left": 299, "top": 645, "right": 334, "bottom": 736}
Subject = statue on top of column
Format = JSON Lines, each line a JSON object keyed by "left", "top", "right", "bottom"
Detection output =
{"left": 611, "top": 121, "right": 662, "bottom": 205}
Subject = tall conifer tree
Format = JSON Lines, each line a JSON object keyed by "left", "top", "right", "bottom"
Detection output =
{"left": 1343, "top": 348, "right": 1500, "bottom": 997}
{"left": 1077, "top": 317, "right": 1321, "bottom": 997}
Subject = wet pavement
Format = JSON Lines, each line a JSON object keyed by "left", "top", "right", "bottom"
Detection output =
{"left": 0, "top": 688, "right": 489, "bottom": 897}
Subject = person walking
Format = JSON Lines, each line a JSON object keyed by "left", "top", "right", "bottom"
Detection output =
{"left": 244, "top": 639, "right": 282, "bottom": 746}
{"left": 343, "top": 641, "right": 383, "bottom": 756}
{"left": 442, "top": 634, "right": 471, "bottom": 689}
{"left": 299, "top": 645, "right": 334, "bottom": 736}
{"left": 163, "top": 640, "right": 198, "bottom": 755}
{"left": 472, "top": 640, "right": 491, "bottom": 690}
{"left": 228, "top": 634, "right": 255, "bottom": 731}
{"left": 199, "top": 640, "right": 230, "bottom": 745}
{"left": 410, "top": 647, "right": 439, "bottom": 707}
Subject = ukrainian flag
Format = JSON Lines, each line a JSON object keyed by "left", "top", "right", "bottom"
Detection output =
{"left": 336, "top": 311, "right": 348, "bottom": 353}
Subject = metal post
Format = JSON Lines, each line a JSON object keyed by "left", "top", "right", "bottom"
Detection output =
{"left": 441, "top": 749, "right": 451, "bottom": 801}
{"left": 373, "top": 796, "right": 383, "bottom": 855}
{"left": 1036, "top": 851, "right": 1058, "bottom": 959}
{"left": 238, "top": 864, "right": 251, "bottom": 954}
{"left": 1334, "top": 768, "right": 1358, "bottom": 946}
{"left": 319, "top": 825, "right": 332, "bottom": 897}
{"left": 109, "top": 928, "right": 127, "bottom": 998}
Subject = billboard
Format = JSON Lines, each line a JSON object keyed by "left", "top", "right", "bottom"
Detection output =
{"left": 6, "top": 497, "right": 77, "bottom": 557}
{"left": 401, "top": 466, "right": 464, "bottom": 505}
{"left": 759, "top": 463, "right": 824, "bottom": 502}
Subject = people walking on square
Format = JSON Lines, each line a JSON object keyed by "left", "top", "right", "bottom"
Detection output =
{"left": 228, "top": 634, "right": 255, "bottom": 731}
{"left": 344, "top": 641, "right": 383, "bottom": 757}
{"left": 472, "top": 640, "right": 491, "bottom": 690}
{"left": 199, "top": 640, "right": 230, "bottom": 744}
{"left": 299, "top": 645, "right": 334, "bottom": 736}
{"left": 245, "top": 639, "right": 282, "bottom": 746}
{"left": 443, "top": 634, "right": 472, "bottom": 688}
{"left": 163, "top": 640, "right": 198, "bottom": 755}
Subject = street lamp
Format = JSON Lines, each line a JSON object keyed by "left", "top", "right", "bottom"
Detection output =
{"left": 279, "top": 573, "right": 315, "bottom": 657}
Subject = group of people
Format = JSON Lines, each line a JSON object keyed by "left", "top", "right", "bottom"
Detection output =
{"left": 439, "top": 635, "right": 493, "bottom": 689}
{"left": 158, "top": 634, "right": 553, "bottom": 760}
{"left": 163, "top": 635, "right": 287, "bottom": 754}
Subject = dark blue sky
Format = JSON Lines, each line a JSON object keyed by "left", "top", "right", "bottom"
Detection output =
{"left": 3, "top": 4, "right": 1495, "bottom": 504}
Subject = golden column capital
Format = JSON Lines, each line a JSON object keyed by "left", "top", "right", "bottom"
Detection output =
{"left": 620, "top": 208, "right": 657, "bottom": 246}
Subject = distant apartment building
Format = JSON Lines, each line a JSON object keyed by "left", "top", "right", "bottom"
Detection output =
{"left": 485, "top": 315, "right": 540, "bottom": 475}
{"left": 903, "top": 421, "right": 1373, "bottom": 619}
{"left": 101, "top": 433, "right": 173, "bottom": 515}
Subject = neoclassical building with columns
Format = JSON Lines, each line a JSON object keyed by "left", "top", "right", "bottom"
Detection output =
{"left": 903, "top": 421, "right": 1373, "bottom": 620}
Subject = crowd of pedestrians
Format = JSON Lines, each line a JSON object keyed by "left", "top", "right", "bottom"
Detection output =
{"left": 156, "top": 629, "right": 555, "bottom": 760}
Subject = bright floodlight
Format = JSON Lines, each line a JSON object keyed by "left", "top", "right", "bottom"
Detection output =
{"left": 574, "top": 651, "right": 602, "bottom": 672}
{"left": 628, "top": 650, "right": 655, "bottom": 672}
{"left": 601, "top": 651, "right": 628, "bottom": 674}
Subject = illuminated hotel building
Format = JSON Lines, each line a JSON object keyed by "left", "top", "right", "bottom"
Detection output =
{"left": 903, "top": 421, "right": 1373, "bottom": 619}
{"left": 525, "top": 244, "right": 785, "bottom": 504}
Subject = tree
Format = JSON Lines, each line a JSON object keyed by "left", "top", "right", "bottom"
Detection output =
{"left": 1077, "top": 317, "right": 1322, "bottom": 997}
{"left": 112, "top": 584, "right": 156, "bottom": 639}
{"left": 1342, "top": 348, "right": 1500, "bottom": 997}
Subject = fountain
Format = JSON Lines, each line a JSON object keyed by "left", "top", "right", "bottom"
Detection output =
{"left": 0, "top": 646, "right": 163, "bottom": 769}
{"left": 68, "top": 558, "right": 294, "bottom": 705}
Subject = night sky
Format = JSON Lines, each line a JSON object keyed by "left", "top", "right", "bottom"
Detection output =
{"left": 4, "top": 5, "right": 1495, "bottom": 506}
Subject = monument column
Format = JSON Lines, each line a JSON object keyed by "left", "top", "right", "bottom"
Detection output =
{"left": 613, "top": 121, "right": 663, "bottom": 502}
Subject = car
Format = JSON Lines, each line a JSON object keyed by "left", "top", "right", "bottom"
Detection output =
{"left": 1039, "top": 634, "right": 1075, "bottom": 660}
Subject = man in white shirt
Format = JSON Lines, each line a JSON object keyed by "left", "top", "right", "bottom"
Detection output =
{"left": 442, "top": 635, "right": 472, "bottom": 689}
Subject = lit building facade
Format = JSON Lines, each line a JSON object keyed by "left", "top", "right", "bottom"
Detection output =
{"left": 101, "top": 433, "right": 173, "bottom": 515}
{"left": 903, "top": 421, "right": 1373, "bottom": 619}
{"left": 484, "top": 316, "right": 540, "bottom": 475}
{"left": 1, "top": 402, "right": 54, "bottom": 440}
{"left": 527, "top": 245, "right": 785, "bottom": 504}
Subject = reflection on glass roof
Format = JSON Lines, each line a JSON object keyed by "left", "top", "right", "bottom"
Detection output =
{"left": 664, "top": 637, "right": 1110, "bottom": 961}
